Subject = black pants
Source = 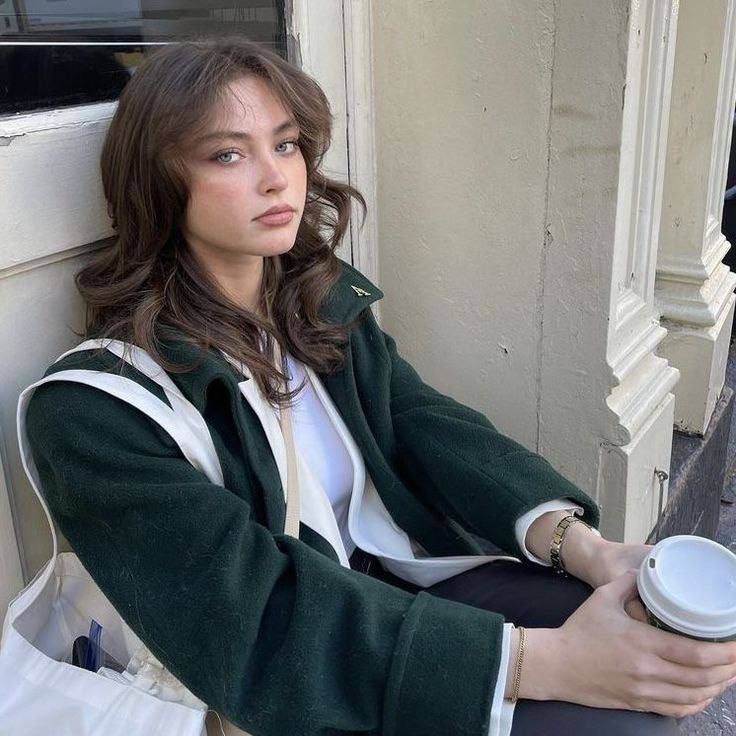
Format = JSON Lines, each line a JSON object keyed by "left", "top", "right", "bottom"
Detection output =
{"left": 349, "top": 548, "right": 680, "bottom": 736}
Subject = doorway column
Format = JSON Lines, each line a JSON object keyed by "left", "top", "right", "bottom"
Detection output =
{"left": 655, "top": 0, "right": 736, "bottom": 436}
{"left": 540, "top": 0, "right": 680, "bottom": 542}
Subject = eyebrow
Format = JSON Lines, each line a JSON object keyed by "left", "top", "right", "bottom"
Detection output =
{"left": 195, "top": 118, "right": 300, "bottom": 145}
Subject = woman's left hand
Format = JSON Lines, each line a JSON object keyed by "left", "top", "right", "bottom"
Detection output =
{"left": 583, "top": 540, "right": 652, "bottom": 590}
{"left": 560, "top": 526, "right": 652, "bottom": 622}
{"left": 526, "top": 509, "right": 653, "bottom": 602}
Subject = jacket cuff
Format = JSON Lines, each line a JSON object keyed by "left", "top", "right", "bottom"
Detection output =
{"left": 515, "top": 499, "right": 603, "bottom": 566}
{"left": 482, "top": 454, "right": 600, "bottom": 557}
{"left": 515, "top": 498, "right": 582, "bottom": 565}
{"left": 489, "top": 624, "right": 516, "bottom": 736}
{"left": 383, "top": 591, "right": 505, "bottom": 736}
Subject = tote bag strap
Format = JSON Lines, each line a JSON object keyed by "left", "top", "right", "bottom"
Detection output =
{"left": 18, "top": 370, "right": 224, "bottom": 560}
{"left": 271, "top": 339, "right": 300, "bottom": 539}
{"left": 59, "top": 339, "right": 224, "bottom": 487}
{"left": 58, "top": 335, "right": 300, "bottom": 538}
{"left": 17, "top": 336, "right": 227, "bottom": 561}
{"left": 260, "top": 289, "right": 300, "bottom": 540}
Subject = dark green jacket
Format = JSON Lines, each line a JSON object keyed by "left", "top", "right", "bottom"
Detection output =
{"left": 25, "top": 257, "right": 599, "bottom": 736}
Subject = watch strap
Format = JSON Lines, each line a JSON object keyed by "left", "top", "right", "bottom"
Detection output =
{"left": 550, "top": 514, "right": 586, "bottom": 575}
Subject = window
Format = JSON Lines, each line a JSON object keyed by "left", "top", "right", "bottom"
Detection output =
{"left": 0, "top": 1, "right": 287, "bottom": 115}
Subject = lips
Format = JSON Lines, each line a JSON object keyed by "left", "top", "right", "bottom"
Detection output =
{"left": 254, "top": 208, "right": 296, "bottom": 226}
{"left": 255, "top": 205, "right": 296, "bottom": 220}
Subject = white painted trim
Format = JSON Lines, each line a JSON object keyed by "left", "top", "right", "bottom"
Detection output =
{"left": 288, "top": 0, "right": 380, "bottom": 308}
{"left": 605, "top": 0, "right": 680, "bottom": 450}
{"left": 654, "top": 0, "right": 736, "bottom": 433}
{"left": 610, "top": 0, "right": 678, "bottom": 326}
{"left": 706, "top": 0, "right": 736, "bottom": 236}
{"left": 0, "top": 42, "right": 170, "bottom": 46}
{"left": 657, "top": 232, "right": 732, "bottom": 283}
{"left": 539, "top": 0, "right": 679, "bottom": 542}
{"left": 342, "top": 0, "right": 380, "bottom": 292}
{"left": 0, "top": 101, "right": 116, "bottom": 272}
{"left": 0, "top": 239, "right": 108, "bottom": 281}
{"left": 0, "top": 101, "right": 117, "bottom": 134}
{"left": 657, "top": 261, "right": 736, "bottom": 327}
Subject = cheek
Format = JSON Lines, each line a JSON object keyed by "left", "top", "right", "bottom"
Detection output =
{"left": 194, "top": 172, "right": 249, "bottom": 207}
{"left": 186, "top": 174, "right": 253, "bottom": 229}
{"left": 294, "top": 157, "right": 308, "bottom": 198}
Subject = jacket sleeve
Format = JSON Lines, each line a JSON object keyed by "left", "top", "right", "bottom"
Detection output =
{"left": 358, "top": 307, "right": 601, "bottom": 559}
{"left": 25, "top": 380, "right": 505, "bottom": 736}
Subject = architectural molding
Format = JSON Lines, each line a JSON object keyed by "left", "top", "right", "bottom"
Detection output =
{"left": 655, "top": 0, "right": 736, "bottom": 434}
{"left": 288, "top": 0, "right": 379, "bottom": 298}
{"left": 607, "top": 292, "right": 679, "bottom": 449}
{"left": 657, "top": 231, "right": 731, "bottom": 283}
{"left": 342, "top": 0, "right": 380, "bottom": 296}
{"left": 540, "top": 0, "right": 679, "bottom": 542}
{"left": 705, "top": 0, "right": 736, "bottom": 233}
{"left": 657, "top": 259, "right": 736, "bottom": 326}
{"left": 604, "top": 0, "right": 680, "bottom": 453}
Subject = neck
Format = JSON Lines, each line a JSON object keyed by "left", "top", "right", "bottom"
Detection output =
{"left": 188, "top": 244, "right": 266, "bottom": 314}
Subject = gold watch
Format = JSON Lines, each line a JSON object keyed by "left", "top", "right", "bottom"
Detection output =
{"left": 550, "top": 514, "right": 591, "bottom": 575}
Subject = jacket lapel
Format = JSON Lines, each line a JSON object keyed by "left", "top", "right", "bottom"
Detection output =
{"left": 156, "top": 259, "right": 388, "bottom": 538}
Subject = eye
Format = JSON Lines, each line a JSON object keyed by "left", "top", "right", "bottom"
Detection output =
{"left": 276, "top": 139, "right": 301, "bottom": 154}
{"left": 213, "top": 150, "right": 242, "bottom": 165}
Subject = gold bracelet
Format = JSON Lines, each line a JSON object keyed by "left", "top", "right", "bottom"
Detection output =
{"left": 510, "top": 626, "right": 526, "bottom": 703}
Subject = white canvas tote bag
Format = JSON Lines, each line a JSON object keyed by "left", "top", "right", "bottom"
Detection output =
{"left": 0, "top": 339, "right": 294, "bottom": 736}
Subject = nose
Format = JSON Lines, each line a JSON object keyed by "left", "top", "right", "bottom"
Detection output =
{"left": 257, "top": 152, "right": 289, "bottom": 195}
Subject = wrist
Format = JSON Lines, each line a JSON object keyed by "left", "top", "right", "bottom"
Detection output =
{"left": 560, "top": 521, "right": 609, "bottom": 586}
{"left": 525, "top": 510, "right": 571, "bottom": 564}
{"left": 515, "top": 628, "right": 566, "bottom": 701}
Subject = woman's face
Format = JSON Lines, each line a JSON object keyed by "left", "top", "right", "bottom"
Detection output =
{"left": 181, "top": 75, "right": 307, "bottom": 265}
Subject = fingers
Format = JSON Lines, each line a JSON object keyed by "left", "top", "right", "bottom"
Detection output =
{"left": 654, "top": 632, "right": 736, "bottom": 668}
{"left": 637, "top": 677, "right": 736, "bottom": 707}
{"left": 624, "top": 597, "right": 648, "bottom": 623}
{"left": 642, "top": 697, "right": 714, "bottom": 719}
{"left": 599, "top": 570, "right": 639, "bottom": 605}
{"left": 653, "top": 660, "right": 736, "bottom": 689}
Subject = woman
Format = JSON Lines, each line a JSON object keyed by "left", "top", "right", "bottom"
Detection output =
{"left": 24, "top": 36, "right": 736, "bottom": 736}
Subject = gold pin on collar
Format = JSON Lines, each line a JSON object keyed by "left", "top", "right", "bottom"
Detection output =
{"left": 351, "top": 284, "right": 371, "bottom": 296}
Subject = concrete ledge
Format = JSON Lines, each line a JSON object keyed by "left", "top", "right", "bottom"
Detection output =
{"left": 649, "top": 385, "right": 734, "bottom": 543}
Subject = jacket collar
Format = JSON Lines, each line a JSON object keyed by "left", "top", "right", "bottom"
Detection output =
{"left": 159, "top": 258, "right": 383, "bottom": 412}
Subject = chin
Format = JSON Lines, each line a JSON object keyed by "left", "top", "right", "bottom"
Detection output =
{"left": 247, "top": 239, "right": 296, "bottom": 258}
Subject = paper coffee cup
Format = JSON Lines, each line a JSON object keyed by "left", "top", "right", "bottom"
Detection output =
{"left": 637, "top": 535, "right": 736, "bottom": 642}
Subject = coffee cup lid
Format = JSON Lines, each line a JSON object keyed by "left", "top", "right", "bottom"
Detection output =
{"left": 637, "top": 535, "right": 736, "bottom": 639}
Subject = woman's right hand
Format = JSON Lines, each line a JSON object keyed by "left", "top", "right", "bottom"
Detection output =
{"left": 518, "top": 571, "right": 736, "bottom": 718}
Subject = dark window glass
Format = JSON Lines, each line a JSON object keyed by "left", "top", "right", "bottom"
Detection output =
{"left": 0, "top": 1, "right": 287, "bottom": 115}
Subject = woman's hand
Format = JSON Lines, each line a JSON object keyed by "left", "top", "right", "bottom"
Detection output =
{"left": 516, "top": 572, "right": 736, "bottom": 718}
{"left": 561, "top": 526, "right": 652, "bottom": 590}
{"left": 583, "top": 539, "right": 652, "bottom": 589}
{"left": 524, "top": 509, "right": 652, "bottom": 591}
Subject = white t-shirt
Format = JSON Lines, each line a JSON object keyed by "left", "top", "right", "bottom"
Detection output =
{"left": 283, "top": 351, "right": 357, "bottom": 558}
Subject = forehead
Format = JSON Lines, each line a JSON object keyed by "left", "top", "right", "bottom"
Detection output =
{"left": 209, "top": 75, "right": 291, "bottom": 130}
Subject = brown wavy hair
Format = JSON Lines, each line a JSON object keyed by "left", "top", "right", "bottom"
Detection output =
{"left": 76, "top": 35, "right": 367, "bottom": 407}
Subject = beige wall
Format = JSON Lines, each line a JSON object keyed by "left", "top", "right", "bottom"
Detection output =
{"left": 372, "top": 1, "right": 555, "bottom": 451}
{"left": 371, "top": 1, "right": 684, "bottom": 542}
